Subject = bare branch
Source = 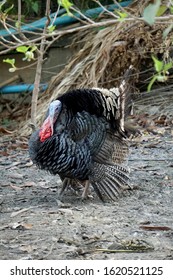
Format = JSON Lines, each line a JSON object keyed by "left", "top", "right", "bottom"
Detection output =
{"left": 0, "top": 35, "right": 17, "bottom": 46}
{"left": 44, "top": 35, "right": 61, "bottom": 53}
{"left": 51, "top": 4, "right": 61, "bottom": 26}
{"left": 17, "top": 0, "right": 28, "bottom": 42}
{"left": 93, "top": 0, "right": 119, "bottom": 19}
{"left": 1, "top": 21, "right": 23, "bottom": 43}
{"left": 30, "top": 0, "right": 51, "bottom": 128}
{"left": 2, "top": 11, "right": 173, "bottom": 57}
{"left": 112, "top": 0, "right": 138, "bottom": 19}
{"left": 0, "top": 35, "right": 45, "bottom": 55}
{"left": 71, "top": 6, "right": 95, "bottom": 24}
{"left": 17, "top": 0, "right": 21, "bottom": 32}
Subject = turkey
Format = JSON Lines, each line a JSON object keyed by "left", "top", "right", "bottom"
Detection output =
{"left": 29, "top": 71, "right": 133, "bottom": 202}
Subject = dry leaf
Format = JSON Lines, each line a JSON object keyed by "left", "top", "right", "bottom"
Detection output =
{"left": 58, "top": 208, "right": 73, "bottom": 215}
{"left": 11, "top": 222, "right": 21, "bottom": 229}
{"left": 140, "top": 225, "right": 172, "bottom": 231}
{"left": 22, "top": 223, "right": 33, "bottom": 229}
{"left": 0, "top": 127, "right": 14, "bottom": 134}
{"left": 20, "top": 181, "right": 36, "bottom": 187}
{"left": 11, "top": 222, "right": 33, "bottom": 230}
{"left": 0, "top": 225, "right": 9, "bottom": 230}
{"left": 19, "top": 143, "right": 28, "bottom": 150}
{"left": 10, "top": 207, "right": 34, "bottom": 217}
{"left": 9, "top": 173, "right": 23, "bottom": 179}
{"left": 0, "top": 151, "right": 10, "bottom": 156}
{"left": 19, "top": 245, "right": 34, "bottom": 253}
{"left": 23, "top": 161, "right": 33, "bottom": 167}
{"left": 5, "top": 162, "right": 21, "bottom": 169}
{"left": 10, "top": 184, "right": 23, "bottom": 191}
{"left": 37, "top": 181, "right": 49, "bottom": 188}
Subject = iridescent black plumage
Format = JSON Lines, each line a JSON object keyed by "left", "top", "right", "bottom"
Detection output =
{"left": 29, "top": 84, "right": 131, "bottom": 201}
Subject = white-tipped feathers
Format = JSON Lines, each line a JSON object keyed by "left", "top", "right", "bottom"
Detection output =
{"left": 29, "top": 67, "right": 133, "bottom": 202}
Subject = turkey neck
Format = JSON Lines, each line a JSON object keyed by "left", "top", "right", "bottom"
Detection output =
{"left": 53, "top": 105, "right": 73, "bottom": 134}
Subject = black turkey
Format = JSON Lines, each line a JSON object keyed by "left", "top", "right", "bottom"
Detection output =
{"left": 29, "top": 74, "right": 132, "bottom": 201}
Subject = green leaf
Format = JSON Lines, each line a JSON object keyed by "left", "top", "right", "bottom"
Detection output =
{"left": 116, "top": 11, "right": 128, "bottom": 21}
{"left": 3, "top": 58, "right": 16, "bottom": 72}
{"left": 156, "top": 5, "right": 167, "bottom": 16}
{"left": 147, "top": 75, "right": 158, "bottom": 92}
{"left": 31, "top": 2, "right": 39, "bottom": 14}
{"left": 3, "top": 58, "right": 15, "bottom": 67}
{"left": 16, "top": 46, "right": 30, "bottom": 53}
{"left": 47, "top": 24, "right": 56, "bottom": 33}
{"left": 31, "top": 45, "right": 37, "bottom": 52}
{"left": 15, "top": 21, "right": 21, "bottom": 29}
{"left": 163, "top": 23, "right": 173, "bottom": 38}
{"left": 4, "top": 4, "right": 14, "bottom": 14}
{"left": 143, "top": 0, "right": 161, "bottom": 25}
{"left": 163, "top": 62, "right": 173, "bottom": 72}
{"left": 61, "top": 12, "right": 73, "bottom": 17}
{"left": 58, "top": 0, "right": 73, "bottom": 15}
{"left": 152, "top": 55, "right": 163, "bottom": 72}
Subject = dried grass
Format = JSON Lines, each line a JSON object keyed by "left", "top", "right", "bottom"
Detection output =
{"left": 19, "top": 1, "right": 173, "bottom": 136}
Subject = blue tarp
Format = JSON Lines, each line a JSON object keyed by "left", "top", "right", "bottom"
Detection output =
{"left": 0, "top": 1, "right": 132, "bottom": 94}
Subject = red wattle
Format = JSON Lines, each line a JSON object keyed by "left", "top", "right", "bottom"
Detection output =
{"left": 39, "top": 118, "right": 53, "bottom": 142}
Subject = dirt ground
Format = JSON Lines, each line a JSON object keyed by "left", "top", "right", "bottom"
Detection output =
{"left": 0, "top": 126, "right": 173, "bottom": 260}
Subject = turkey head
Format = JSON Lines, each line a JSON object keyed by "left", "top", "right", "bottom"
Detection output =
{"left": 39, "top": 100, "right": 62, "bottom": 142}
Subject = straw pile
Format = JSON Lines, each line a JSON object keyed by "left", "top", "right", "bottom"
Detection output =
{"left": 19, "top": 0, "right": 173, "bottom": 136}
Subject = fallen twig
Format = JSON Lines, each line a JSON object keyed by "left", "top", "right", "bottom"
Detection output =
{"left": 10, "top": 206, "right": 38, "bottom": 217}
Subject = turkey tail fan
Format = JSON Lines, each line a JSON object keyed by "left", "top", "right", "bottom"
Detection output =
{"left": 91, "top": 66, "right": 134, "bottom": 134}
{"left": 118, "top": 65, "right": 134, "bottom": 129}
{"left": 90, "top": 163, "right": 131, "bottom": 202}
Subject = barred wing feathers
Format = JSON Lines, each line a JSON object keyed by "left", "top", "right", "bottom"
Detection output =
{"left": 29, "top": 68, "right": 133, "bottom": 202}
